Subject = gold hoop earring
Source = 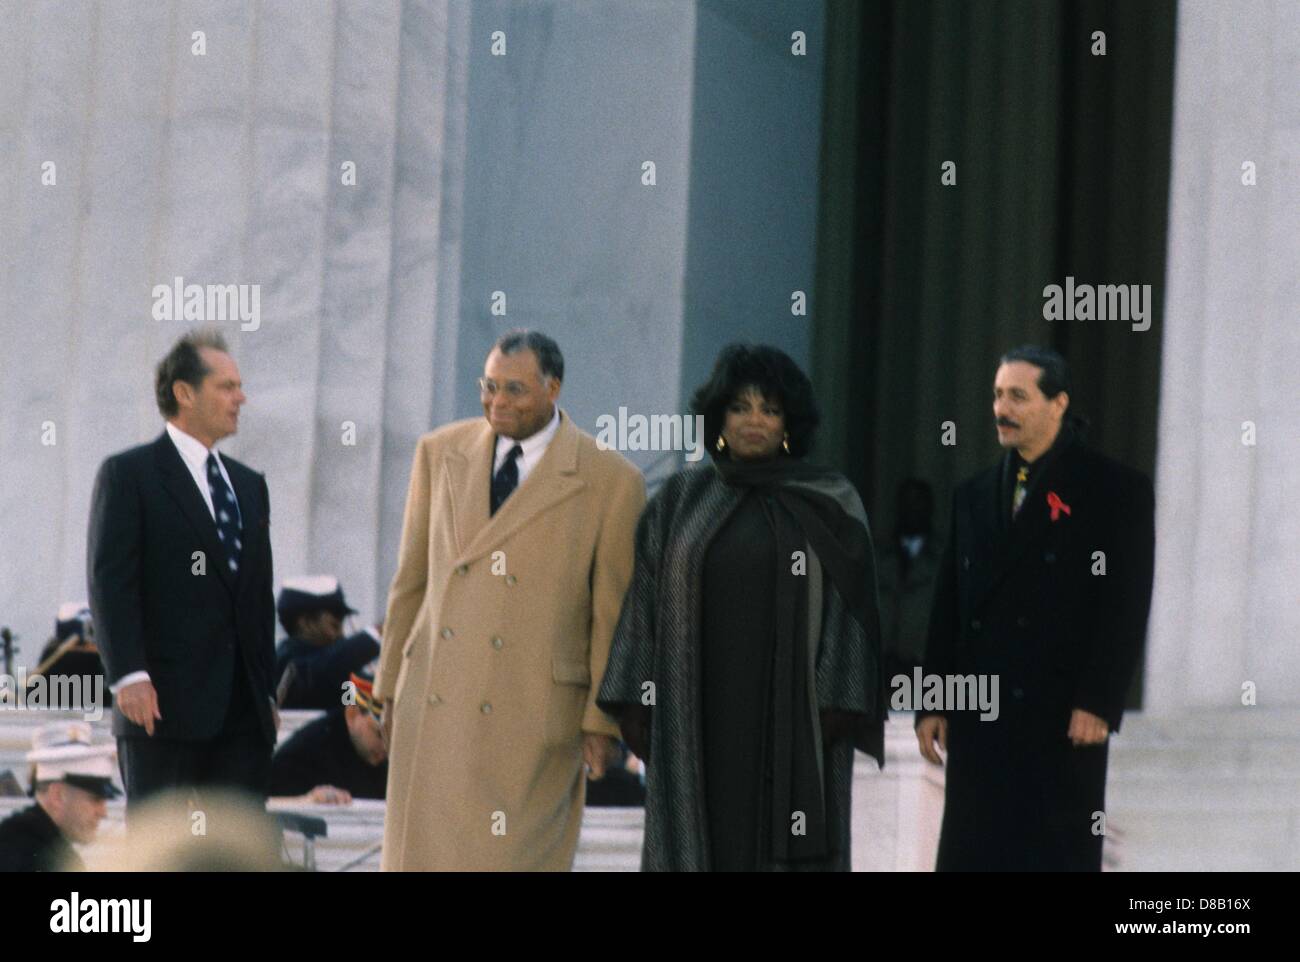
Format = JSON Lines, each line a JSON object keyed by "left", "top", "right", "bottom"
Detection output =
{"left": 716, "top": 435, "right": 727, "bottom": 452}
{"left": 782, "top": 433, "right": 791, "bottom": 454}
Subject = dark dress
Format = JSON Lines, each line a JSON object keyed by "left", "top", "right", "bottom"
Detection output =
{"left": 0, "top": 803, "right": 85, "bottom": 872}
{"left": 597, "top": 463, "right": 887, "bottom": 872}
{"left": 701, "top": 491, "right": 777, "bottom": 871}
{"left": 270, "top": 708, "right": 388, "bottom": 800}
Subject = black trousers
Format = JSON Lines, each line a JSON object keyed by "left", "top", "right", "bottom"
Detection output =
{"left": 117, "top": 651, "right": 272, "bottom": 816}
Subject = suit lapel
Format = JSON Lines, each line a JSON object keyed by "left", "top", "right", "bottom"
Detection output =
{"left": 452, "top": 410, "right": 586, "bottom": 567}
{"left": 153, "top": 434, "right": 236, "bottom": 594}
{"left": 973, "top": 441, "right": 1079, "bottom": 611}
{"left": 444, "top": 422, "right": 497, "bottom": 556}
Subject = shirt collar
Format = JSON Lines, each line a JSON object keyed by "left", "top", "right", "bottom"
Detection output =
{"left": 495, "top": 405, "right": 561, "bottom": 461}
{"left": 166, "top": 420, "right": 218, "bottom": 471}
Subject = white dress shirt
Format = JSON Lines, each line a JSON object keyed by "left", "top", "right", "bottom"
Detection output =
{"left": 112, "top": 422, "right": 241, "bottom": 695}
{"left": 165, "top": 421, "right": 239, "bottom": 522}
{"left": 493, "top": 406, "right": 561, "bottom": 487}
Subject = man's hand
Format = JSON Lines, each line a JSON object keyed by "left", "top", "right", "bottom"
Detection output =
{"left": 117, "top": 679, "right": 162, "bottom": 736}
{"left": 582, "top": 733, "right": 618, "bottom": 780}
{"left": 306, "top": 785, "right": 353, "bottom": 805}
{"left": 916, "top": 714, "right": 948, "bottom": 766}
{"left": 1068, "top": 708, "right": 1109, "bottom": 746}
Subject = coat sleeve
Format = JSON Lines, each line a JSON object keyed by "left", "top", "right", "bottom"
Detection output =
{"left": 257, "top": 473, "right": 276, "bottom": 695}
{"left": 917, "top": 494, "right": 961, "bottom": 725}
{"left": 1073, "top": 471, "right": 1156, "bottom": 732}
{"left": 810, "top": 485, "right": 887, "bottom": 764}
{"left": 86, "top": 456, "right": 148, "bottom": 685}
{"left": 583, "top": 464, "right": 646, "bottom": 737}
{"left": 374, "top": 435, "right": 433, "bottom": 703}
{"left": 268, "top": 730, "right": 319, "bottom": 798}
{"left": 596, "top": 484, "right": 662, "bottom": 718}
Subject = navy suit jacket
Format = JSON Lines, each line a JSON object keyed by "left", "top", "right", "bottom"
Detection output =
{"left": 87, "top": 432, "right": 276, "bottom": 743}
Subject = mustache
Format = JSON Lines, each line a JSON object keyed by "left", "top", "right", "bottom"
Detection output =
{"left": 996, "top": 417, "right": 1020, "bottom": 429}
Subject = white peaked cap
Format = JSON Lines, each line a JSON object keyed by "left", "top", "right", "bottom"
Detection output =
{"left": 27, "top": 721, "right": 118, "bottom": 782}
{"left": 280, "top": 575, "right": 342, "bottom": 596}
{"left": 56, "top": 601, "right": 91, "bottom": 621}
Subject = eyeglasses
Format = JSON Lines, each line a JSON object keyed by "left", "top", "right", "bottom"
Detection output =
{"left": 478, "top": 377, "right": 531, "bottom": 399}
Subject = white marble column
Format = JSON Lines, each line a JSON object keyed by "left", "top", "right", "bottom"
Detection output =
{"left": 1145, "top": 0, "right": 1300, "bottom": 715}
{"left": 0, "top": 0, "right": 469, "bottom": 645}
{"left": 1100, "top": 0, "right": 1300, "bottom": 872}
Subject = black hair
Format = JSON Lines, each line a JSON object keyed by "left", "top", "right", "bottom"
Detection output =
{"left": 494, "top": 329, "right": 564, "bottom": 383}
{"left": 155, "top": 328, "right": 229, "bottom": 417}
{"left": 999, "top": 344, "right": 1071, "bottom": 399}
{"left": 690, "top": 343, "right": 820, "bottom": 459}
{"left": 1000, "top": 344, "right": 1090, "bottom": 434}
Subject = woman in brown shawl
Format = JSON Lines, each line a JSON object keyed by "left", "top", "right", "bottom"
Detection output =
{"left": 597, "top": 344, "right": 886, "bottom": 871}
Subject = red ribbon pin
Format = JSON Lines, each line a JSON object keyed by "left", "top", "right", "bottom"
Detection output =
{"left": 1046, "top": 491, "right": 1071, "bottom": 522}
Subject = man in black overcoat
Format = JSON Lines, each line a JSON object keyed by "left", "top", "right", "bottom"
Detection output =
{"left": 87, "top": 329, "right": 277, "bottom": 814}
{"left": 916, "top": 346, "right": 1155, "bottom": 871}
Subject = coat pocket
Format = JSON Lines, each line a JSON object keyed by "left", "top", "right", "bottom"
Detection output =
{"left": 544, "top": 658, "right": 591, "bottom": 747}
{"left": 552, "top": 659, "right": 591, "bottom": 686}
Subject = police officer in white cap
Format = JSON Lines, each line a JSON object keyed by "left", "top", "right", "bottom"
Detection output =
{"left": 29, "top": 602, "right": 108, "bottom": 707}
{"left": 273, "top": 575, "right": 378, "bottom": 710}
{"left": 0, "top": 722, "right": 120, "bottom": 871}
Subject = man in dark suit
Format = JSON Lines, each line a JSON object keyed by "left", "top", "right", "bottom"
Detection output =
{"left": 88, "top": 329, "right": 277, "bottom": 814}
{"left": 916, "top": 345, "right": 1155, "bottom": 871}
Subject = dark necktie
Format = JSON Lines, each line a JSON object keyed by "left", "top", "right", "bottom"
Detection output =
{"left": 490, "top": 444, "right": 523, "bottom": 516}
{"left": 206, "top": 453, "right": 243, "bottom": 572}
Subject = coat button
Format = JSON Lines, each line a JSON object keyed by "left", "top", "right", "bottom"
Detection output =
{"left": 480, "top": 702, "right": 492, "bottom": 714}
{"left": 970, "top": 618, "right": 982, "bottom": 631}
{"left": 1044, "top": 551, "right": 1056, "bottom": 564}
{"left": 456, "top": 564, "right": 469, "bottom": 575}
{"left": 441, "top": 627, "right": 454, "bottom": 639}
{"left": 1016, "top": 615, "right": 1028, "bottom": 628}
{"left": 491, "top": 636, "right": 504, "bottom": 650}
{"left": 505, "top": 574, "right": 517, "bottom": 586}
{"left": 962, "top": 556, "right": 971, "bottom": 570}
{"left": 428, "top": 693, "right": 441, "bottom": 706}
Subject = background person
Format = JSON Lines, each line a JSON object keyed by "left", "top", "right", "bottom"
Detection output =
{"left": 273, "top": 575, "right": 379, "bottom": 709}
{"left": 0, "top": 722, "right": 120, "bottom": 872}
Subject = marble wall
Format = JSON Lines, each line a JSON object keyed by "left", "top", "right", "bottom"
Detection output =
{"left": 0, "top": 0, "right": 826, "bottom": 655}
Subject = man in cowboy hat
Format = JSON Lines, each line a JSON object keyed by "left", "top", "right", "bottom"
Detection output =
{"left": 0, "top": 722, "right": 121, "bottom": 871}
